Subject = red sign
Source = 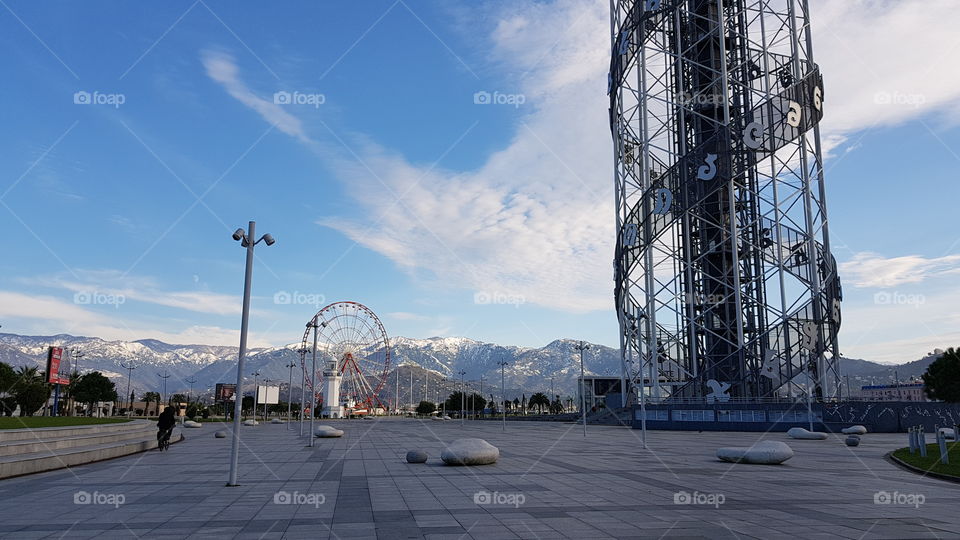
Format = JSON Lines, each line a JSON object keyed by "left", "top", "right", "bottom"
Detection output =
{"left": 46, "top": 347, "right": 69, "bottom": 384}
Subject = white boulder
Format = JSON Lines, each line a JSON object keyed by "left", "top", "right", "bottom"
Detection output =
{"left": 787, "top": 427, "right": 828, "bottom": 440}
{"left": 441, "top": 438, "right": 499, "bottom": 466}
{"left": 270, "top": 418, "right": 285, "bottom": 424}
{"left": 183, "top": 420, "right": 203, "bottom": 428}
{"left": 314, "top": 425, "right": 344, "bottom": 438}
{"left": 716, "top": 440, "right": 794, "bottom": 464}
{"left": 242, "top": 419, "right": 259, "bottom": 426}
{"left": 841, "top": 425, "right": 867, "bottom": 435}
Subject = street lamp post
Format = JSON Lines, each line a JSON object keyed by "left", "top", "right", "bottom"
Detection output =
{"left": 575, "top": 341, "right": 589, "bottom": 437}
{"left": 458, "top": 370, "right": 466, "bottom": 427}
{"left": 185, "top": 377, "right": 197, "bottom": 406}
{"left": 286, "top": 359, "right": 296, "bottom": 427}
{"left": 251, "top": 371, "right": 261, "bottom": 422}
{"left": 121, "top": 362, "right": 136, "bottom": 417}
{"left": 227, "top": 220, "right": 275, "bottom": 487}
{"left": 157, "top": 371, "right": 170, "bottom": 409}
{"left": 298, "top": 348, "right": 308, "bottom": 436}
{"left": 307, "top": 318, "right": 326, "bottom": 447}
{"left": 263, "top": 379, "right": 271, "bottom": 421}
{"left": 497, "top": 360, "right": 508, "bottom": 431}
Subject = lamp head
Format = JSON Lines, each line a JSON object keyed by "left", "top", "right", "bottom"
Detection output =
{"left": 232, "top": 228, "right": 245, "bottom": 241}
{"left": 261, "top": 233, "right": 276, "bottom": 246}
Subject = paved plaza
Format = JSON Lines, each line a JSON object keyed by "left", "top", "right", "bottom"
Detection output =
{"left": 0, "top": 418, "right": 957, "bottom": 539}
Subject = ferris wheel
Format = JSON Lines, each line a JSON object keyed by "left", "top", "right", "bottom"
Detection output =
{"left": 300, "top": 301, "right": 391, "bottom": 412}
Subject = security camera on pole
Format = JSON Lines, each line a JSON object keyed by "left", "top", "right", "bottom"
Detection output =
{"left": 226, "top": 221, "right": 275, "bottom": 487}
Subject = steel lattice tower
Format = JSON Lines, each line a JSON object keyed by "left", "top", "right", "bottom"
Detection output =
{"left": 609, "top": 0, "right": 842, "bottom": 402}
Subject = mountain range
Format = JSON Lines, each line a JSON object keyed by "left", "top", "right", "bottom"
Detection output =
{"left": 0, "top": 332, "right": 939, "bottom": 404}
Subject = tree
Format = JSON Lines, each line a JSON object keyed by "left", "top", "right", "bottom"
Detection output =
{"left": 143, "top": 392, "right": 160, "bottom": 416}
{"left": 0, "top": 362, "right": 16, "bottom": 416}
{"left": 415, "top": 400, "right": 436, "bottom": 415}
{"left": 549, "top": 396, "right": 564, "bottom": 414}
{"left": 72, "top": 372, "right": 118, "bottom": 416}
{"left": 12, "top": 366, "right": 50, "bottom": 416}
{"left": 468, "top": 393, "right": 487, "bottom": 412}
{"left": 923, "top": 348, "right": 960, "bottom": 402}
{"left": 170, "top": 393, "right": 187, "bottom": 405}
{"left": 529, "top": 392, "right": 550, "bottom": 414}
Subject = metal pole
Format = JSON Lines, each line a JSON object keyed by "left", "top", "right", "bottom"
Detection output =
{"left": 263, "top": 379, "right": 270, "bottom": 421}
{"left": 299, "top": 350, "right": 307, "bottom": 436}
{"left": 459, "top": 370, "right": 466, "bottom": 427}
{"left": 287, "top": 360, "right": 295, "bottom": 427}
{"left": 310, "top": 319, "right": 319, "bottom": 447}
{"left": 576, "top": 341, "right": 589, "bottom": 437}
{"left": 228, "top": 220, "right": 256, "bottom": 487}
{"left": 252, "top": 372, "right": 259, "bottom": 422}
{"left": 499, "top": 360, "right": 507, "bottom": 431}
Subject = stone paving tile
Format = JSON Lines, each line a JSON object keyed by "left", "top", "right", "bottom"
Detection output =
{"left": 1, "top": 418, "right": 958, "bottom": 539}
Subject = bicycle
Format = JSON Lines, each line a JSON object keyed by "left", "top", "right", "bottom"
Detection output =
{"left": 157, "top": 427, "right": 173, "bottom": 451}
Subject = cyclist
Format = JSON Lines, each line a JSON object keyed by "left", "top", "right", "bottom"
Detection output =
{"left": 156, "top": 406, "right": 176, "bottom": 450}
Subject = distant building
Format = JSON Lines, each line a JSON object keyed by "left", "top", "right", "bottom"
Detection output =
{"left": 860, "top": 383, "right": 928, "bottom": 402}
{"left": 577, "top": 376, "right": 624, "bottom": 411}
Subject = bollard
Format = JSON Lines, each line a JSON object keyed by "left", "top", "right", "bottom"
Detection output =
{"left": 919, "top": 427, "right": 928, "bottom": 458}
{"left": 909, "top": 427, "right": 917, "bottom": 454}
{"left": 939, "top": 430, "right": 950, "bottom": 465}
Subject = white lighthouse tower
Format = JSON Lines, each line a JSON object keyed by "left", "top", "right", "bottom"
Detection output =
{"left": 322, "top": 355, "right": 344, "bottom": 418}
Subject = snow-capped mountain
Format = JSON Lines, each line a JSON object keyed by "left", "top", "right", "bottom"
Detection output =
{"left": 0, "top": 332, "right": 924, "bottom": 403}
{"left": 0, "top": 333, "right": 620, "bottom": 403}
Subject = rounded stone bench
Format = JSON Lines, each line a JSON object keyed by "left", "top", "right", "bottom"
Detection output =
{"left": 716, "top": 440, "right": 793, "bottom": 464}
{"left": 270, "top": 418, "right": 285, "bottom": 424}
{"left": 787, "top": 427, "right": 828, "bottom": 440}
{"left": 242, "top": 420, "right": 258, "bottom": 426}
{"left": 441, "top": 438, "right": 499, "bottom": 466}
{"left": 406, "top": 450, "right": 428, "bottom": 463}
{"left": 183, "top": 420, "right": 203, "bottom": 428}
{"left": 214, "top": 430, "right": 227, "bottom": 438}
{"left": 840, "top": 425, "right": 867, "bottom": 435}
{"left": 845, "top": 435, "right": 861, "bottom": 447}
{"left": 314, "top": 426, "right": 344, "bottom": 438}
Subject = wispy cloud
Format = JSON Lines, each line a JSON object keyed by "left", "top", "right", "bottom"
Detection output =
{"left": 839, "top": 252, "right": 960, "bottom": 288}
{"left": 201, "top": 49, "right": 312, "bottom": 143}
{"left": 0, "top": 290, "right": 265, "bottom": 347}
{"left": 202, "top": 0, "right": 960, "bottom": 318}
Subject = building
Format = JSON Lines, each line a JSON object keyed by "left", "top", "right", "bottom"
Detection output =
{"left": 577, "top": 376, "right": 624, "bottom": 411}
{"left": 860, "top": 383, "right": 928, "bottom": 402}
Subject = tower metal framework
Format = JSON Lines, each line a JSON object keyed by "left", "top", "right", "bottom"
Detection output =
{"left": 609, "top": 0, "right": 842, "bottom": 403}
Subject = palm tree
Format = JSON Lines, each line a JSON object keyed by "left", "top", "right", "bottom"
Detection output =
{"left": 529, "top": 392, "right": 550, "bottom": 414}
{"left": 142, "top": 392, "right": 160, "bottom": 416}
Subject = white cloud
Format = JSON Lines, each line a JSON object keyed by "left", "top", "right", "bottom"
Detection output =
{"left": 838, "top": 252, "right": 960, "bottom": 288}
{"left": 204, "top": 0, "right": 960, "bottom": 320}
{"left": 812, "top": 0, "right": 960, "bottom": 141}
{"left": 0, "top": 291, "right": 265, "bottom": 347}
{"left": 23, "top": 269, "right": 242, "bottom": 316}
{"left": 201, "top": 50, "right": 311, "bottom": 143}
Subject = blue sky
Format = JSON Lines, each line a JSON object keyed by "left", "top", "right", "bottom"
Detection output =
{"left": 1, "top": 0, "right": 958, "bottom": 364}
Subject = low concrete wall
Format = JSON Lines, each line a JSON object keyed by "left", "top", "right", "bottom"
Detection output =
{"left": 630, "top": 401, "right": 960, "bottom": 433}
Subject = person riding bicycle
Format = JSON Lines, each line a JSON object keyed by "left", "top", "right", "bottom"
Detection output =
{"left": 157, "top": 406, "right": 176, "bottom": 449}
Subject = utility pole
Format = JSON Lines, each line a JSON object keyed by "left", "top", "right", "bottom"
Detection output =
{"left": 575, "top": 341, "right": 589, "bottom": 437}
{"left": 121, "top": 361, "right": 136, "bottom": 417}
{"left": 478, "top": 375, "right": 483, "bottom": 420}
{"left": 498, "top": 360, "right": 508, "bottom": 431}
{"left": 71, "top": 349, "right": 84, "bottom": 416}
{"left": 409, "top": 369, "right": 414, "bottom": 410}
